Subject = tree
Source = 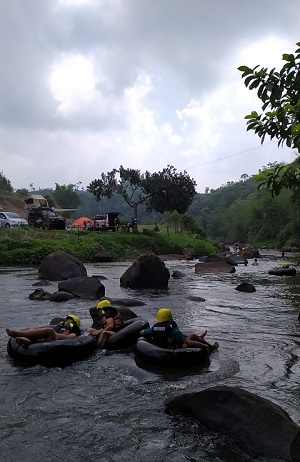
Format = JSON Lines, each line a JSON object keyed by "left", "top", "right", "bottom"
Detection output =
{"left": 52, "top": 184, "right": 81, "bottom": 209}
{"left": 15, "top": 188, "right": 29, "bottom": 197}
{"left": 0, "top": 172, "right": 13, "bottom": 192}
{"left": 163, "top": 211, "right": 181, "bottom": 234}
{"left": 87, "top": 165, "right": 196, "bottom": 228}
{"left": 238, "top": 42, "right": 300, "bottom": 196}
{"left": 180, "top": 213, "right": 206, "bottom": 236}
{"left": 240, "top": 173, "right": 249, "bottom": 182}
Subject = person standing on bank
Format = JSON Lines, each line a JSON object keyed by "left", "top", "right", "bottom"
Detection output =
{"left": 88, "top": 300, "right": 124, "bottom": 348}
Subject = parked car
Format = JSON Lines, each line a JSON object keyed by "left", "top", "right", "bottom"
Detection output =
{"left": 27, "top": 208, "right": 66, "bottom": 230}
{"left": 0, "top": 212, "right": 29, "bottom": 228}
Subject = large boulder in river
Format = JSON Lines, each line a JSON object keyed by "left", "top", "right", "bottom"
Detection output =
{"left": 199, "top": 253, "right": 243, "bottom": 267}
{"left": 195, "top": 262, "right": 235, "bottom": 274}
{"left": 120, "top": 252, "right": 170, "bottom": 289}
{"left": 164, "top": 386, "right": 300, "bottom": 462}
{"left": 38, "top": 251, "right": 87, "bottom": 281}
{"left": 199, "top": 253, "right": 226, "bottom": 262}
{"left": 58, "top": 276, "right": 105, "bottom": 300}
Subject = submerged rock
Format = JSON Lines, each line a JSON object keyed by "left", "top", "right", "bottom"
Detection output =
{"left": 235, "top": 282, "right": 256, "bottom": 293}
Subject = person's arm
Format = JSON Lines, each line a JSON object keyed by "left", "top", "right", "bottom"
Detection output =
{"left": 87, "top": 327, "right": 102, "bottom": 337}
{"left": 104, "top": 317, "right": 114, "bottom": 331}
{"left": 140, "top": 327, "right": 152, "bottom": 337}
{"left": 56, "top": 332, "right": 76, "bottom": 340}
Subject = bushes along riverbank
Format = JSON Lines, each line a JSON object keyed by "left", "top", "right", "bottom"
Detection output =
{"left": 0, "top": 228, "right": 218, "bottom": 265}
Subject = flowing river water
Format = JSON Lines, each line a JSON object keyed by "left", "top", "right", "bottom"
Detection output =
{"left": 0, "top": 250, "right": 300, "bottom": 462}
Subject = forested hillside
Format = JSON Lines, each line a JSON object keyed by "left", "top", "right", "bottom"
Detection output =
{"left": 190, "top": 176, "right": 300, "bottom": 248}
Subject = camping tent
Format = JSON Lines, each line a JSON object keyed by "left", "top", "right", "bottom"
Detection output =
{"left": 71, "top": 217, "right": 93, "bottom": 229}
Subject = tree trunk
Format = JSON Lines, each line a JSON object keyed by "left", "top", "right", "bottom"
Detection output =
{"left": 133, "top": 204, "right": 138, "bottom": 232}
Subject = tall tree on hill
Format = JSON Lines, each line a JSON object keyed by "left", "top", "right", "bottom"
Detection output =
{"left": 52, "top": 184, "right": 81, "bottom": 209}
{"left": 88, "top": 165, "right": 196, "bottom": 229}
{"left": 0, "top": 172, "right": 13, "bottom": 192}
{"left": 238, "top": 42, "right": 300, "bottom": 196}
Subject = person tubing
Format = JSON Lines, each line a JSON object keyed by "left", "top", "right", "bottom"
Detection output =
{"left": 96, "top": 300, "right": 111, "bottom": 309}
{"left": 156, "top": 308, "right": 173, "bottom": 323}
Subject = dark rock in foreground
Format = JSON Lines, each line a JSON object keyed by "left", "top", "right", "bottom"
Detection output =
{"left": 164, "top": 385, "right": 300, "bottom": 462}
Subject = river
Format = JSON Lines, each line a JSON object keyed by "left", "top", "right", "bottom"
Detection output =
{"left": 0, "top": 250, "right": 300, "bottom": 462}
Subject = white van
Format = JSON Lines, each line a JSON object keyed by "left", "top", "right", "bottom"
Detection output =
{"left": 92, "top": 212, "right": 121, "bottom": 231}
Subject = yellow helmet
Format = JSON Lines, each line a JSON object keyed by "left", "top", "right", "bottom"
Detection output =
{"left": 96, "top": 299, "right": 111, "bottom": 309}
{"left": 283, "top": 262, "right": 289, "bottom": 268}
{"left": 66, "top": 314, "right": 80, "bottom": 327}
{"left": 157, "top": 308, "right": 173, "bottom": 323}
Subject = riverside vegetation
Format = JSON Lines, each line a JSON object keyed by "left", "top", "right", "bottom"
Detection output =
{"left": 0, "top": 227, "right": 218, "bottom": 266}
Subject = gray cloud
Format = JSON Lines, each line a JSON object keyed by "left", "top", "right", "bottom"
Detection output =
{"left": 0, "top": 0, "right": 299, "bottom": 190}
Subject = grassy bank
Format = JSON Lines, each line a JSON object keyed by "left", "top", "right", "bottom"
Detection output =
{"left": 0, "top": 227, "right": 218, "bottom": 265}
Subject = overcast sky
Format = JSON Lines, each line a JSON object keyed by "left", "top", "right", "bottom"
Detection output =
{"left": 1, "top": 0, "right": 299, "bottom": 193}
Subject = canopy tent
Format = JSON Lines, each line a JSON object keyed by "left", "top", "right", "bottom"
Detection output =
{"left": 71, "top": 217, "right": 93, "bottom": 229}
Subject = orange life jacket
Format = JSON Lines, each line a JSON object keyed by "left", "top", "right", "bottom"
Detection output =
{"left": 102, "top": 310, "right": 123, "bottom": 330}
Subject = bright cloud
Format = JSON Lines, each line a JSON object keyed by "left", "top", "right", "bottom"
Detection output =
{"left": 49, "top": 54, "right": 97, "bottom": 115}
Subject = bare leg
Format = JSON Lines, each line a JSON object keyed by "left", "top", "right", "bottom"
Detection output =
{"left": 183, "top": 339, "right": 210, "bottom": 352}
{"left": 210, "top": 342, "right": 219, "bottom": 350}
{"left": 199, "top": 329, "right": 207, "bottom": 338}
{"left": 186, "top": 333, "right": 218, "bottom": 350}
{"left": 15, "top": 337, "right": 32, "bottom": 346}
{"left": 187, "top": 332, "right": 207, "bottom": 342}
{"left": 98, "top": 330, "right": 115, "bottom": 348}
{"left": 7, "top": 327, "right": 57, "bottom": 342}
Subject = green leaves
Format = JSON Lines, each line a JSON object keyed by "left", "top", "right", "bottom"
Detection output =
{"left": 238, "top": 42, "right": 300, "bottom": 196}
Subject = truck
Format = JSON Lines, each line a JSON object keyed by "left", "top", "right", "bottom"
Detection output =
{"left": 91, "top": 212, "right": 121, "bottom": 231}
{"left": 24, "top": 194, "right": 75, "bottom": 230}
